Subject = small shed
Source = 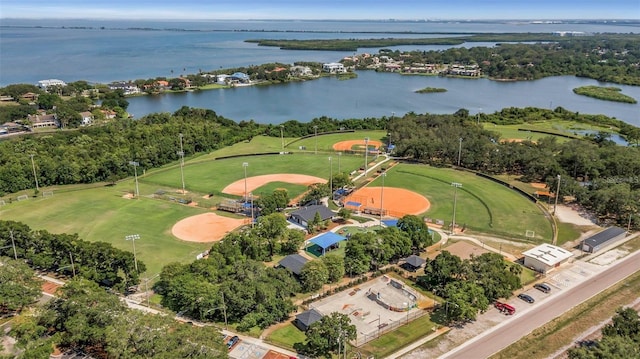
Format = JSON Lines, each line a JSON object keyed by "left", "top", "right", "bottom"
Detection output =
{"left": 289, "top": 205, "right": 334, "bottom": 228}
{"left": 581, "top": 227, "right": 627, "bottom": 253}
{"left": 401, "top": 254, "right": 426, "bottom": 272}
{"left": 277, "top": 254, "right": 309, "bottom": 276}
{"left": 293, "top": 308, "right": 324, "bottom": 331}
{"left": 523, "top": 244, "right": 573, "bottom": 274}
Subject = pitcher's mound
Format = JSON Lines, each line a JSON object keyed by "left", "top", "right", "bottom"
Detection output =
{"left": 172, "top": 213, "right": 246, "bottom": 242}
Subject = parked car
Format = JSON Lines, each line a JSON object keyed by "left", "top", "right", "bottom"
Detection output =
{"left": 227, "top": 335, "right": 240, "bottom": 350}
{"left": 518, "top": 293, "right": 535, "bottom": 303}
{"left": 534, "top": 283, "right": 551, "bottom": 293}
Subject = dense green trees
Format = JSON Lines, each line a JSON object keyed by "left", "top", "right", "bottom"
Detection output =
{"left": 397, "top": 214, "right": 433, "bottom": 252}
{"left": 155, "top": 238, "right": 300, "bottom": 330}
{"left": 10, "top": 279, "right": 228, "bottom": 358}
{"left": 0, "top": 258, "right": 42, "bottom": 315}
{"left": 344, "top": 226, "right": 413, "bottom": 276}
{"left": 294, "top": 312, "right": 357, "bottom": 358}
{"left": 419, "top": 251, "right": 521, "bottom": 323}
{"left": 568, "top": 307, "right": 640, "bottom": 359}
{"left": 0, "top": 221, "right": 142, "bottom": 292}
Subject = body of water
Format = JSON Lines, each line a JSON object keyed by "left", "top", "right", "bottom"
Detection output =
{"left": 1, "top": 19, "right": 639, "bottom": 126}
{"left": 126, "top": 72, "right": 640, "bottom": 126}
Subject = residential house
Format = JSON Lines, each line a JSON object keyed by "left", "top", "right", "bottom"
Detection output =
{"left": 109, "top": 82, "right": 141, "bottom": 95}
{"left": 293, "top": 309, "right": 324, "bottom": 331}
{"left": 322, "top": 62, "right": 346, "bottom": 73}
{"left": 290, "top": 66, "right": 313, "bottom": 77}
{"left": 37, "top": 79, "right": 66, "bottom": 90}
{"left": 27, "top": 112, "right": 59, "bottom": 129}
{"left": 79, "top": 111, "right": 94, "bottom": 126}
{"left": 229, "top": 72, "right": 250, "bottom": 84}
{"left": 1, "top": 122, "right": 27, "bottom": 134}
{"left": 276, "top": 254, "right": 309, "bottom": 277}
{"left": 100, "top": 109, "right": 117, "bottom": 119}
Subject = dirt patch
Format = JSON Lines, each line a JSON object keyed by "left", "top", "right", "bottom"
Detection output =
{"left": 222, "top": 174, "right": 326, "bottom": 196}
{"left": 122, "top": 193, "right": 134, "bottom": 199}
{"left": 345, "top": 187, "right": 430, "bottom": 217}
{"left": 531, "top": 182, "right": 547, "bottom": 189}
{"left": 333, "top": 139, "right": 384, "bottom": 152}
{"left": 171, "top": 213, "right": 247, "bottom": 242}
{"left": 429, "top": 241, "right": 491, "bottom": 260}
{"left": 555, "top": 204, "right": 597, "bottom": 226}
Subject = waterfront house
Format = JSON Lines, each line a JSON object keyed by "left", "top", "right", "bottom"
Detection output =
{"left": 290, "top": 65, "right": 313, "bottom": 77}
{"left": 109, "top": 82, "right": 141, "bottom": 95}
{"left": 230, "top": 72, "right": 250, "bottom": 84}
{"left": 79, "top": 111, "right": 94, "bottom": 126}
{"left": 322, "top": 62, "right": 346, "bottom": 73}
{"left": 37, "top": 79, "right": 66, "bottom": 90}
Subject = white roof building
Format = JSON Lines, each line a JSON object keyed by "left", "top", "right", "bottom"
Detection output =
{"left": 37, "top": 79, "right": 67, "bottom": 89}
{"left": 523, "top": 243, "right": 573, "bottom": 274}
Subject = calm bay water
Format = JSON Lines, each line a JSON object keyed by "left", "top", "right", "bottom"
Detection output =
{"left": 1, "top": 19, "right": 639, "bottom": 126}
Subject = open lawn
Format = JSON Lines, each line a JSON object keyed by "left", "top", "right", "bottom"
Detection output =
{"left": 373, "top": 164, "right": 553, "bottom": 241}
{"left": 355, "top": 314, "right": 438, "bottom": 359}
{"left": 265, "top": 323, "right": 306, "bottom": 350}
{"left": 484, "top": 120, "right": 619, "bottom": 142}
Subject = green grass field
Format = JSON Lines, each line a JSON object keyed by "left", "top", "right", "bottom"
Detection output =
{"left": 265, "top": 323, "right": 306, "bottom": 349}
{"left": 484, "top": 120, "right": 618, "bottom": 142}
{"left": 372, "top": 164, "right": 553, "bottom": 241}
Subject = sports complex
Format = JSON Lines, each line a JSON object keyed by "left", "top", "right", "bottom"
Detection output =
{"left": 0, "top": 130, "right": 554, "bottom": 280}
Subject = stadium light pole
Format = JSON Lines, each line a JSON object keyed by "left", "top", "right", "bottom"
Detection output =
{"left": 125, "top": 234, "right": 140, "bottom": 273}
{"left": 329, "top": 156, "right": 333, "bottom": 195}
{"left": 10, "top": 229, "right": 18, "bottom": 260}
{"left": 129, "top": 161, "right": 140, "bottom": 198}
{"left": 364, "top": 137, "right": 370, "bottom": 175}
{"left": 178, "top": 133, "right": 186, "bottom": 194}
{"left": 338, "top": 152, "right": 342, "bottom": 173}
{"left": 250, "top": 192, "right": 254, "bottom": 228}
{"left": 242, "top": 162, "right": 249, "bottom": 202}
{"left": 280, "top": 125, "right": 284, "bottom": 153}
{"left": 457, "top": 138, "right": 463, "bottom": 167}
{"left": 313, "top": 125, "right": 318, "bottom": 155}
{"left": 451, "top": 182, "right": 462, "bottom": 235}
{"left": 29, "top": 154, "right": 39, "bottom": 192}
{"left": 553, "top": 174, "right": 561, "bottom": 215}
{"left": 380, "top": 172, "right": 386, "bottom": 227}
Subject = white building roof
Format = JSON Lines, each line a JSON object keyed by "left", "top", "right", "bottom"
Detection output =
{"left": 523, "top": 244, "right": 573, "bottom": 266}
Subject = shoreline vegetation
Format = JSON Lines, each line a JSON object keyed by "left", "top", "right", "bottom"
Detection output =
{"left": 573, "top": 85, "right": 638, "bottom": 104}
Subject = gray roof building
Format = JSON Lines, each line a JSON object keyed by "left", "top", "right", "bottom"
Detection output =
{"left": 582, "top": 227, "right": 627, "bottom": 253}
{"left": 293, "top": 309, "right": 324, "bottom": 331}
{"left": 403, "top": 255, "right": 426, "bottom": 271}
{"left": 277, "top": 254, "right": 309, "bottom": 276}
{"left": 289, "top": 205, "right": 334, "bottom": 228}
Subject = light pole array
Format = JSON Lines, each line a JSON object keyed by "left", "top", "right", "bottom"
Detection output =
{"left": 313, "top": 125, "right": 318, "bottom": 155}
{"left": 177, "top": 133, "right": 186, "bottom": 194}
{"left": 129, "top": 161, "right": 140, "bottom": 198}
{"left": 451, "top": 182, "right": 462, "bottom": 235}
{"left": 329, "top": 156, "right": 333, "bottom": 195}
{"left": 457, "top": 138, "right": 463, "bottom": 167}
{"left": 364, "top": 137, "right": 369, "bottom": 175}
{"left": 29, "top": 154, "right": 39, "bottom": 192}
{"left": 125, "top": 234, "right": 140, "bottom": 273}
{"left": 242, "top": 162, "right": 249, "bottom": 202}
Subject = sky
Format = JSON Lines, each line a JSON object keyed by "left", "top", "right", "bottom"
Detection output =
{"left": 1, "top": 0, "right": 639, "bottom": 20}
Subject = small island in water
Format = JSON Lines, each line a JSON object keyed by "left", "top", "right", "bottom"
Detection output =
{"left": 415, "top": 87, "right": 447, "bottom": 94}
{"left": 573, "top": 86, "right": 637, "bottom": 104}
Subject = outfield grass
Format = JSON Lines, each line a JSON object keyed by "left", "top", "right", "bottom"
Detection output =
{"left": 373, "top": 164, "right": 553, "bottom": 241}
{"left": 286, "top": 130, "right": 388, "bottom": 152}
{"left": 0, "top": 180, "right": 211, "bottom": 276}
{"left": 141, "top": 153, "right": 366, "bottom": 196}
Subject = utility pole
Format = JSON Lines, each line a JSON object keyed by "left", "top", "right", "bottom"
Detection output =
{"left": 451, "top": 182, "right": 462, "bottom": 235}
{"left": 129, "top": 161, "right": 140, "bottom": 198}
{"left": 280, "top": 125, "right": 284, "bottom": 153}
{"left": 553, "top": 175, "right": 561, "bottom": 215}
{"left": 10, "top": 229, "right": 18, "bottom": 260}
{"left": 364, "top": 137, "right": 369, "bottom": 175}
{"left": 457, "top": 138, "right": 463, "bottom": 167}
{"left": 222, "top": 292, "right": 228, "bottom": 329}
{"left": 313, "top": 125, "right": 318, "bottom": 155}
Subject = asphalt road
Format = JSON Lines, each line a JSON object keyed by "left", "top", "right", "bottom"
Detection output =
{"left": 441, "top": 250, "right": 640, "bottom": 359}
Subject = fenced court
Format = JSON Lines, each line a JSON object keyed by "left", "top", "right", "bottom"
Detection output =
{"left": 308, "top": 275, "right": 430, "bottom": 346}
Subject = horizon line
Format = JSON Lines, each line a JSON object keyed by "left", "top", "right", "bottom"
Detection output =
{"left": 2, "top": 17, "right": 639, "bottom": 22}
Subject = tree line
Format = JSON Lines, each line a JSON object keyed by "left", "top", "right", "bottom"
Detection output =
{"left": 0, "top": 220, "right": 142, "bottom": 292}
